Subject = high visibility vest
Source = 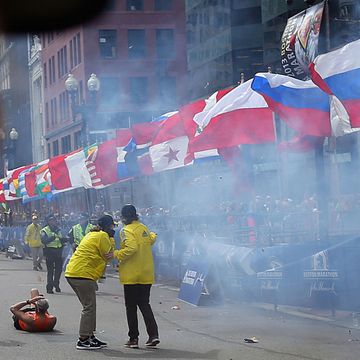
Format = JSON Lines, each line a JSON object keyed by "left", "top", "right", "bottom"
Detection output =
{"left": 41, "top": 226, "right": 62, "bottom": 249}
{"left": 72, "top": 223, "right": 93, "bottom": 245}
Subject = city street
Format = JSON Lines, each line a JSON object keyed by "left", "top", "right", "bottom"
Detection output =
{"left": 1, "top": 254, "right": 360, "bottom": 360}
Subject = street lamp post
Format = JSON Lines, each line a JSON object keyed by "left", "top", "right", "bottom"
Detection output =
{"left": 64, "top": 73, "right": 79, "bottom": 123}
{"left": 86, "top": 73, "right": 100, "bottom": 146}
{"left": 8, "top": 127, "right": 19, "bottom": 170}
{"left": 65, "top": 73, "right": 100, "bottom": 147}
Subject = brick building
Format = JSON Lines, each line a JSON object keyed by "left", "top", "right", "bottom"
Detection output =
{"left": 41, "top": 0, "right": 187, "bottom": 157}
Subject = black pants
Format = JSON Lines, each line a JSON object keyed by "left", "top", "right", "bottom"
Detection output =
{"left": 124, "top": 284, "right": 158, "bottom": 340}
{"left": 45, "top": 247, "right": 63, "bottom": 291}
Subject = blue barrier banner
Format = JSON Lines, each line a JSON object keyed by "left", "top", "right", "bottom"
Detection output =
{"left": 178, "top": 255, "right": 210, "bottom": 306}
{"left": 147, "top": 227, "right": 360, "bottom": 310}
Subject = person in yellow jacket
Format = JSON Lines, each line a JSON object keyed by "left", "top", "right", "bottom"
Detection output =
{"left": 65, "top": 214, "right": 115, "bottom": 351}
{"left": 106, "top": 204, "right": 159, "bottom": 349}
{"left": 25, "top": 215, "right": 43, "bottom": 271}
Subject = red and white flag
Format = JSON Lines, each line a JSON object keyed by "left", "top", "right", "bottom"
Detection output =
{"left": 49, "top": 149, "right": 93, "bottom": 190}
{"left": 189, "top": 80, "right": 274, "bottom": 154}
{"left": 85, "top": 141, "right": 119, "bottom": 188}
{"left": 150, "top": 135, "right": 190, "bottom": 173}
{"left": 149, "top": 111, "right": 191, "bottom": 173}
{"left": 193, "top": 87, "right": 234, "bottom": 131}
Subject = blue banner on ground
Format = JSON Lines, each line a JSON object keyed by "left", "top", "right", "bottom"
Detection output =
{"left": 178, "top": 255, "right": 210, "bottom": 306}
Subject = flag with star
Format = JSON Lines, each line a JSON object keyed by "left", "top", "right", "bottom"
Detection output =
{"left": 149, "top": 135, "right": 190, "bottom": 172}
{"left": 148, "top": 111, "right": 192, "bottom": 172}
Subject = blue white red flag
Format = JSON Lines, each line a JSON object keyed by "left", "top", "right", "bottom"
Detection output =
{"left": 116, "top": 129, "right": 153, "bottom": 179}
{"left": 310, "top": 38, "right": 360, "bottom": 128}
{"left": 252, "top": 73, "right": 331, "bottom": 137}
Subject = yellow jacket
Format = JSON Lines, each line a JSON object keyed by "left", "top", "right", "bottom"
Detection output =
{"left": 24, "top": 223, "right": 42, "bottom": 248}
{"left": 65, "top": 230, "right": 114, "bottom": 281}
{"left": 114, "top": 221, "right": 156, "bottom": 284}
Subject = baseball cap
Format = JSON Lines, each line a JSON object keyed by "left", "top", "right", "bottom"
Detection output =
{"left": 121, "top": 204, "right": 137, "bottom": 219}
{"left": 97, "top": 214, "right": 115, "bottom": 229}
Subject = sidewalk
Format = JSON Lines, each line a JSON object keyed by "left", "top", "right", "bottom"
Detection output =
{"left": 252, "top": 302, "right": 356, "bottom": 328}
{"left": 107, "top": 266, "right": 357, "bottom": 330}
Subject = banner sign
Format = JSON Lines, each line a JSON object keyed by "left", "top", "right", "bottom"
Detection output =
{"left": 303, "top": 250, "right": 339, "bottom": 297}
{"left": 257, "top": 270, "right": 283, "bottom": 291}
{"left": 178, "top": 255, "right": 210, "bottom": 306}
{"left": 280, "top": 1, "right": 325, "bottom": 80}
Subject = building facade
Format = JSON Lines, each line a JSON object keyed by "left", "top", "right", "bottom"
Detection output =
{"left": 41, "top": 0, "right": 188, "bottom": 158}
{"left": 28, "top": 35, "right": 46, "bottom": 163}
{"left": 0, "top": 34, "right": 32, "bottom": 173}
{"left": 261, "top": 0, "right": 309, "bottom": 72}
{"left": 186, "top": 0, "right": 264, "bottom": 100}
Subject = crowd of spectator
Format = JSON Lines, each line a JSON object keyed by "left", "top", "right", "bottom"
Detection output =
{"left": 1, "top": 193, "right": 360, "bottom": 250}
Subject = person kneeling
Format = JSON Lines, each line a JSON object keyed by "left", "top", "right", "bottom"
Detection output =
{"left": 10, "top": 288, "right": 56, "bottom": 332}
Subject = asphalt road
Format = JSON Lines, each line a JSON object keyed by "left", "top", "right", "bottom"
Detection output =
{"left": 1, "top": 254, "right": 360, "bottom": 360}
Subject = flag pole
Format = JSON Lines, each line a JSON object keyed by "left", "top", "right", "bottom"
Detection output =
{"left": 272, "top": 112, "right": 283, "bottom": 201}
{"left": 128, "top": 115, "right": 134, "bottom": 204}
{"left": 315, "top": 0, "right": 331, "bottom": 241}
{"left": 268, "top": 66, "right": 283, "bottom": 200}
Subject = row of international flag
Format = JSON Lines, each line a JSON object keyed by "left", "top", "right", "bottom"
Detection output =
{"left": 0, "top": 37, "right": 359, "bottom": 203}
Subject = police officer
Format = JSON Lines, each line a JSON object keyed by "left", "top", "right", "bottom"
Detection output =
{"left": 41, "top": 214, "right": 65, "bottom": 294}
{"left": 68, "top": 213, "right": 93, "bottom": 250}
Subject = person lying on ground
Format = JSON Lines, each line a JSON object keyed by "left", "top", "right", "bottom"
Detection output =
{"left": 10, "top": 288, "right": 57, "bottom": 332}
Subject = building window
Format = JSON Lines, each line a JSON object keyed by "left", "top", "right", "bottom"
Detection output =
{"left": 79, "top": 80, "right": 84, "bottom": 104}
{"left": 50, "top": 98, "right": 57, "bottom": 125}
{"left": 61, "top": 135, "right": 71, "bottom": 154}
{"left": 47, "top": 32, "right": 54, "bottom": 44}
{"left": 99, "top": 30, "right": 117, "bottom": 59}
{"left": 74, "top": 131, "right": 82, "bottom": 149}
{"left": 101, "top": 77, "right": 120, "bottom": 107}
{"left": 53, "top": 140, "right": 59, "bottom": 156}
{"left": 128, "top": 29, "right": 146, "bottom": 58}
{"left": 43, "top": 62, "right": 47, "bottom": 88}
{"left": 59, "top": 91, "right": 69, "bottom": 122}
{"left": 231, "top": 7, "right": 261, "bottom": 26}
{"left": 158, "top": 76, "right": 176, "bottom": 105}
{"left": 48, "top": 56, "right": 56, "bottom": 85}
{"left": 155, "top": 0, "right": 173, "bottom": 11}
{"left": 57, "top": 45, "right": 68, "bottom": 78}
{"left": 127, "top": 0, "right": 143, "bottom": 11}
{"left": 130, "top": 77, "right": 148, "bottom": 104}
{"left": 0, "top": 61, "right": 10, "bottom": 90}
{"left": 45, "top": 102, "right": 49, "bottom": 129}
{"left": 41, "top": 34, "right": 46, "bottom": 48}
{"left": 70, "top": 33, "right": 81, "bottom": 69}
{"left": 156, "top": 29, "right": 174, "bottom": 58}
{"left": 47, "top": 143, "right": 51, "bottom": 157}
{"left": 187, "top": 30, "right": 195, "bottom": 45}
{"left": 90, "top": 132, "right": 107, "bottom": 144}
